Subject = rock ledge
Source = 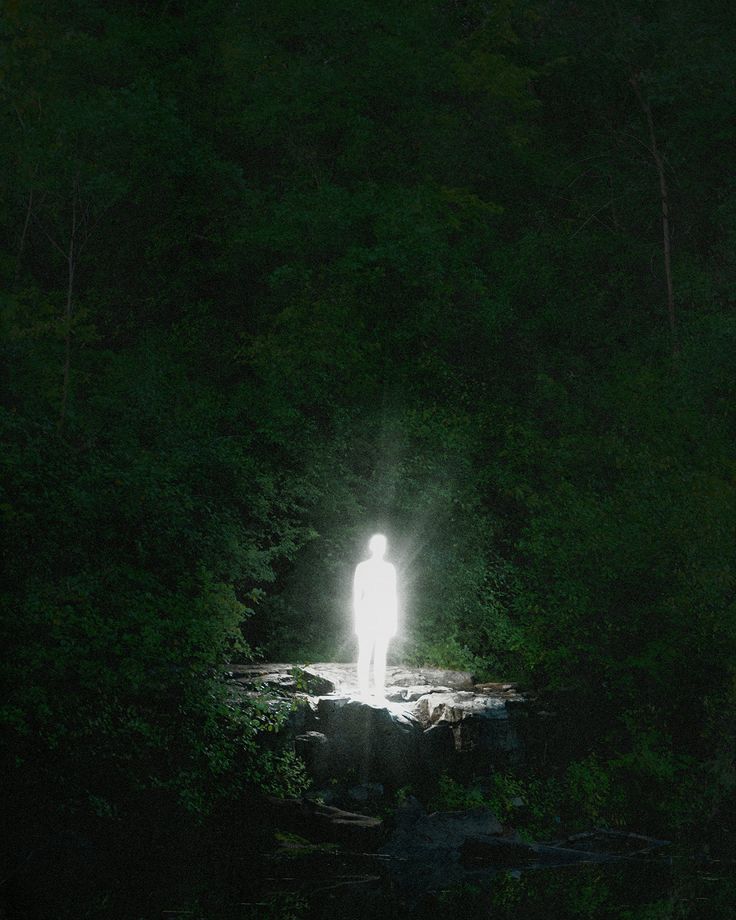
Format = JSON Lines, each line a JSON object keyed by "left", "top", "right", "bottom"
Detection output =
{"left": 227, "top": 662, "right": 531, "bottom": 786}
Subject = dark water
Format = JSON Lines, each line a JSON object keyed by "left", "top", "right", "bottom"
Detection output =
{"left": 5, "top": 836, "right": 734, "bottom": 919}
{"left": 205, "top": 859, "right": 736, "bottom": 920}
{"left": 113, "top": 853, "right": 736, "bottom": 920}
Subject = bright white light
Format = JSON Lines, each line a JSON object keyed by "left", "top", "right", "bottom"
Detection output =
{"left": 354, "top": 533, "right": 397, "bottom": 699}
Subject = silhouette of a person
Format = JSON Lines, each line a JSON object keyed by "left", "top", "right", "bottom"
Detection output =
{"left": 354, "top": 534, "right": 397, "bottom": 698}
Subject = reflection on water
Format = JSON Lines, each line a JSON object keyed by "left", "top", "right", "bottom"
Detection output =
{"left": 161, "top": 855, "right": 735, "bottom": 920}
{"left": 9, "top": 838, "right": 732, "bottom": 918}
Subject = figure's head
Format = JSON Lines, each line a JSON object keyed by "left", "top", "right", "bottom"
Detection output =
{"left": 368, "top": 533, "right": 387, "bottom": 558}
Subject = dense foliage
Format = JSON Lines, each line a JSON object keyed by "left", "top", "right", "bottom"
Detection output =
{"left": 2, "top": 0, "right": 735, "bottom": 872}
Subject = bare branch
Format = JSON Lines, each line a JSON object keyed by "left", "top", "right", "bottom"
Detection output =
{"left": 569, "top": 200, "right": 618, "bottom": 239}
{"left": 15, "top": 188, "right": 34, "bottom": 280}
{"left": 32, "top": 211, "right": 68, "bottom": 259}
{"left": 629, "top": 71, "right": 678, "bottom": 357}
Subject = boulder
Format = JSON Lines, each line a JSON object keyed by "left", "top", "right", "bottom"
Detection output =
{"left": 346, "top": 782, "right": 384, "bottom": 806}
{"left": 387, "top": 684, "right": 452, "bottom": 702}
{"left": 420, "top": 722, "right": 455, "bottom": 759}
{"left": 383, "top": 668, "right": 474, "bottom": 690}
{"left": 381, "top": 807, "right": 503, "bottom": 855}
{"left": 315, "top": 698, "right": 423, "bottom": 786}
{"left": 379, "top": 805, "right": 504, "bottom": 894}
{"left": 294, "top": 731, "right": 330, "bottom": 784}
{"left": 411, "top": 690, "right": 521, "bottom": 758}
{"left": 413, "top": 691, "right": 507, "bottom": 725}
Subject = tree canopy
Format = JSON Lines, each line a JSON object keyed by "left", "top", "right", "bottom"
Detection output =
{"left": 2, "top": 0, "right": 735, "bottom": 863}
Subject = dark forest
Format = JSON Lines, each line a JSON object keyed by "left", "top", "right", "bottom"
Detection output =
{"left": 2, "top": 1, "right": 735, "bottom": 917}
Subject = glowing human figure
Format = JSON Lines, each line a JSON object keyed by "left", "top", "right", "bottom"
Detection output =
{"left": 354, "top": 534, "right": 397, "bottom": 699}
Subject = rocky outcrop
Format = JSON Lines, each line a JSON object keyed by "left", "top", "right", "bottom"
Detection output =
{"left": 260, "top": 794, "right": 672, "bottom": 902}
{"left": 226, "top": 662, "right": 533, "bottom": 788}
{"left": 226, "top": 662, "right": 477, "bottom": 696}
{"left": 314, "top": 697, "right": 423, "bottom": 786}
{"left": 414, "top": 689, "right": 525, "bottom": 756}
{"left": 381, "top": 803, "right": 503, "bottom": 855}
{"left": 377, "top": 801, "right": 672, "bottom": 895}
{"left": 377, "top": 797, "right": 508, "bottom": 894}
{"left": 231, "top": 667, "right": 671, "bottom": 903}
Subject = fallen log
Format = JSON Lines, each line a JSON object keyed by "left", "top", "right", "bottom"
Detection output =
{"left": 461, "top": 833, "right": 671, "bottom": 869}
{"left": 560, "top": 829, "right": 671, "bottom": 855}
{"left": 265, "top": 796, "right": 384, "bottom": 849}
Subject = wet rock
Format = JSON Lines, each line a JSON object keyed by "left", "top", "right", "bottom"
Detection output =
{"left": 283, "top": 695, "right": 318, "bottom": 736}
{"left": 394, "top": 794, "right": 425, "bottom": 821}
{"left": 413, "top": 691, "right": 508, "bottom": 725}
{"left": 473, "top": 682, "right": 520, "bottom": 694}
{"left": 382, "top": 807, "right": 503, "bottom": 855}
{"left": 383, "top": 683, "right": 452, "bottom": 702}
{"left": 379, "top": 807, "right": 503, "bottom": 894}
{"left": 346, "top": 782, "right": 384, "bottom": 805}
{"left": 385, "top": 668, "right": 474, "bottom": 690}
{"left": 267, "top": 796, "right": 384, "bottom": 848}
{"left": 421, "top": 722, "right": 455, "bottom": 758}
{"left": 316, "top": 699, "right": 423, "bottom": 786}
{"left": 304, "top": 787, "right": 339, "bottom": 806}
{"left": 411, "top": 690, "right": 521, "bottom": 758}
{"left": 226, "top": 664, "right": 335, "bottom": 696}
{"left": 295, "top": 731, "right": 330, "bottom": 784}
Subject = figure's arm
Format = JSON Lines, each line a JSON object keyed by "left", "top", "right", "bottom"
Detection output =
{"left": 388, "top": 565, "right": 398, "bottom": 637}
{"left": 353, "top": 565, "right": 363, "bottom": 634}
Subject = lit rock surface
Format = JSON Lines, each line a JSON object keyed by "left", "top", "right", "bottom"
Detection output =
{"left": 227, "top": 662, "right": 531, "bottom": 785}
{"left": 226, "top": 662, "right": 477, "bottom": 695}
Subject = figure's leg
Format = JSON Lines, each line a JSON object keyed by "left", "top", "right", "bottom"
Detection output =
{"left": 357, "top": 632, "right": 372, "bottom": 697}
{"left": 373, "top": 634, "right": 389, "bottom": 699}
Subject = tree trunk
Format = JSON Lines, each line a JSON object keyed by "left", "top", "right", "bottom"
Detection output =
{"left": 15, "top": 188, "right": 34, "bottom": 280}
{"left": 58, "top": 188, "right": 78, "bottom": 433}
{"left": 629, "top": 73, "right": 678, "bottom": 357}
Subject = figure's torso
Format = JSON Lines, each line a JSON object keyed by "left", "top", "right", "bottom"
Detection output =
{"left": 354, "top": 559, "right": 396, "bottom": 608}
{"left": 354, "top": 560, "right": 397, "bottom": 638}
